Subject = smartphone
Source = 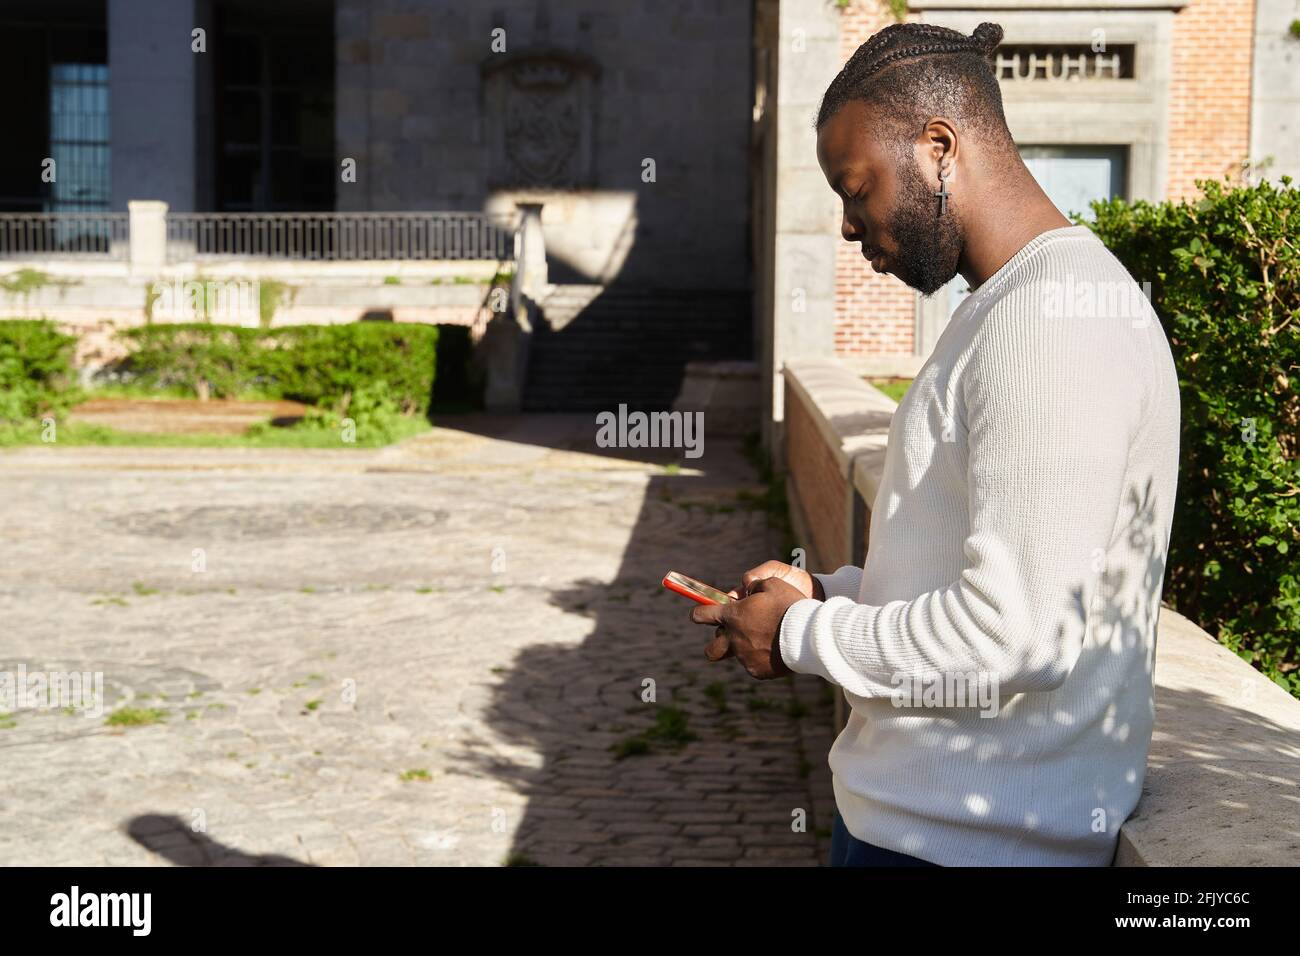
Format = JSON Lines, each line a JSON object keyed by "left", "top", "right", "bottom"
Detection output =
{"left": 662, "top": 571, "right": 734, "bottom": 606}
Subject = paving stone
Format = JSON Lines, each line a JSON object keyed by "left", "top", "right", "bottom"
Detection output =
{"left": 0, "top": 416, "right": 832, "bottom": 866}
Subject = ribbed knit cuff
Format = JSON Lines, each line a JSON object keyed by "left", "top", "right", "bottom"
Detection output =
{"left": 811, "top": 564, "right": 863, "bottom": 600}
{"left": 814, "top": 566, "right": 863, "bottom": 602}
{"left": 779, "top": 598, "right": 833, "bottom": 682}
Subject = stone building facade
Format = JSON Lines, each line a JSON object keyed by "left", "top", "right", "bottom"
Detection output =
{"left": 332, "top": 0, "right": 753, "bottom": 292}
{"left": 3, "top": 0, "right": 1296, "bottom": 416}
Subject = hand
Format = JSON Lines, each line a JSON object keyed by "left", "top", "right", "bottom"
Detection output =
{"left": 689, "top": 576, "right": 808, "bottom": 680}
{"left": 727, "top": 560, "right": 824, "bottom": 601}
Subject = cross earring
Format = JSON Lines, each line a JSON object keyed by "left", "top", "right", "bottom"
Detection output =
{"left": 935, "top": 168, "right": 952, "bottom": 215}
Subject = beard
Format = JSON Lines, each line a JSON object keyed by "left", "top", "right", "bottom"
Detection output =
{"left": 884, "top": 156, "right": 964, "bottom": 296}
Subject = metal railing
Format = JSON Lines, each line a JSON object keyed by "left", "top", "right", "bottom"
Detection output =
{"left": 165, "top": 212, "right": 518, "bottom": 262}
{"left": 0, "top": 212, "right": 129, "bottom": 260}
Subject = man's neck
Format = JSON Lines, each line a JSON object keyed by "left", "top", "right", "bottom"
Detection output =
{"left": 957, "top": 179, "right": 1074, "bottom": 291}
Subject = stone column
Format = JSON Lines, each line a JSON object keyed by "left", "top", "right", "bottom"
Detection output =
{"left": 484, "top": 204, "right": 545, "bottom": 413}
{"left": 758, "top": 0, "right": 842, "bottom": 462}
{"left": 516, "top": 203, "right": 549, "bottom": 295}
{"left": 1251, "top": 0, "right": 1300, "bottom": 185}
{"left": 128, "top": 201, "right": 168, "bottom": 276}
{"left": 109, "top": 0, "right": 198, "bottom": 212}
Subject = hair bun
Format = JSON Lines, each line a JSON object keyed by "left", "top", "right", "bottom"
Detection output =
{"left": 971, "top": 22, "right": 1004, "bottom": 55}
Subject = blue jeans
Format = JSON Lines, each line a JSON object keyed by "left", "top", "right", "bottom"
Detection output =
{"left": 829, "top": 812, "right": 940, "bottom": 867}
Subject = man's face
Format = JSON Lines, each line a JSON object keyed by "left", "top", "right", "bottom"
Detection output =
{"left": 816, "top": 99, "right": 962, "bottom": 296}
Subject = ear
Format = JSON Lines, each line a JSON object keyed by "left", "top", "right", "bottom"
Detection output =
{"left": 917, "top": 117, "right": 959, "bottom": 181}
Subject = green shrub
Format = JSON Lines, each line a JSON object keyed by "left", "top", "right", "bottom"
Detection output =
{"left": 1088, "top": 176, "right": 1299, "bottom": 695}
{"left": 0, "top": 319, "right": 79, "bottom": 422}
{"left": 114, "top": 322, "right": 438, "bottom": 414}
{"left": 246, "top": 380, "right": 412, "bottom": 447}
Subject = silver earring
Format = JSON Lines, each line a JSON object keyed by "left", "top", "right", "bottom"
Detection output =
{"left": 935, "top": 168, "right": 952, "bottom": 215}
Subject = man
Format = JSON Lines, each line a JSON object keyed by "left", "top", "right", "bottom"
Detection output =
{"left": 690, "top": 21, "right": 1181, "bottom": 866}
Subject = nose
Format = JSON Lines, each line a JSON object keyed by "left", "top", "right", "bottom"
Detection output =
{"left": 841, "top": 212, "right": 861, "bottom": 243}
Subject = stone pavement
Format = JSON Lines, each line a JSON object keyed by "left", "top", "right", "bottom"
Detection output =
{"left": 0, "top": 415, "right": 837, "bottom": 866}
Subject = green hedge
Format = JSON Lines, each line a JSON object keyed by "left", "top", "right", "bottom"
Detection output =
{"left": 116, "top": 322, "right": 438, "bottom": 414}
{"left": 0, "top": 319, "right": 79, "bottom": 422}
{"left": 1088, "top": 177, "right": 1299, "bottom": 695}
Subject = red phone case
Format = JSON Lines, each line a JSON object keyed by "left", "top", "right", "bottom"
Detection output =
{"left": 662, "top": 572, "right": 727, "bottom": 606}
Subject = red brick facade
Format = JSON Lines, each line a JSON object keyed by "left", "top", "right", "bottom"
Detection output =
{"left": 1167, "top": 0, "right": 1255, "bottom": 201}
{"left": 832, "top": 0, "right": 1258, "bottom": 359}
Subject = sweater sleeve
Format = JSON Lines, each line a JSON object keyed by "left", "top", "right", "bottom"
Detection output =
{"left": 813, "top": 566, "right": 863, "bottom": 602}
{"left": 779, "top": 302, "right": 1139, "bottom": 698}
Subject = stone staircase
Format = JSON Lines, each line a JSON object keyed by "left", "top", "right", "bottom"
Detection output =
{"left": 522, "top": 284, "right": 751, "bottom": 412}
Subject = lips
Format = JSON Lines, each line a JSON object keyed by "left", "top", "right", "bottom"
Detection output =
{"left": 863, "top": 248, "right": 887, "bottom": 274}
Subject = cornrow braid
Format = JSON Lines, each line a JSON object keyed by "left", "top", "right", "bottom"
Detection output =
{"left": 816, "top": 21, "right": 1013, "bottom": 156}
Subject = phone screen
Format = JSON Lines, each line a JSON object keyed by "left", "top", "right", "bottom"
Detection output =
{"left": 663, "top": 571, "right": 733, "bottom": 605}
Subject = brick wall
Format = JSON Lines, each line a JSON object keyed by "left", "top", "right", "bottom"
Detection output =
{"left": 834, "top": 2, "right": 919, "bottom": 359}
{"left": 1167, "top": 0, "right": 1256, "bottom": 201}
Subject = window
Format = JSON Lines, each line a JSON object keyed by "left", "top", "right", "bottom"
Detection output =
{"left": 0, "top": 21, "right": 108, "bottom": 212}
{"left": 215, "top": 9, "right": 334, "bottom": 211}
{"left": 49, "top": 57, "right": 110, "bottom": 210}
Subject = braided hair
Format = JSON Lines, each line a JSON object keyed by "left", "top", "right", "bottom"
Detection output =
{"left": 816, "top": 21, "right": 1012, "bottom": 157}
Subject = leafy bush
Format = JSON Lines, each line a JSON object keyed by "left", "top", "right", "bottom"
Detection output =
{"left": 246, "top": 380, "right": 411, "bottom": 447}
{"left": 1088, "top": 177, "right": 1299, "bottom": 695}
{"left": 0, "top": 319, "right": 79, "bottom": 422}
{"left": 114, "top": 322, "right": 438, "bottom": 414}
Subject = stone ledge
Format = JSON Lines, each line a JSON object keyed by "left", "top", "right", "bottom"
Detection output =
{"left": 783, "top": 357, "right": 895, "bottom": 481}
{"left": 1115, "top": 607, "right": 1300, "bottom": 867}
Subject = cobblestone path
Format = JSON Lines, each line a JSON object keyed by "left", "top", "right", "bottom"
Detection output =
{"left": 0, "top": 416, "right": 836, "bottom": 865}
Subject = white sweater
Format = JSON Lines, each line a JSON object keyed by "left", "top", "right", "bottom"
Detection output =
{"left": 780, "top": 224, "right": 1181, "bottom": 866}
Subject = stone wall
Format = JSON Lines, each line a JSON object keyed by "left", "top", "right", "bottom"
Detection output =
{"left": 0, "top": 259, "right": 505, "bottom": 369}
{"left": 333, "top": 0, "right": 753, "bottom": 290}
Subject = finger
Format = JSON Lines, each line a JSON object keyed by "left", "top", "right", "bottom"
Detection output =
{"left": 705, "top": 629, "right": 733, "bottom": 662}
{"left": 742, "top": 560, "right": 786, "bottom": 591}
{"left": 748, "top": 575, "right": 794, "bottom": 597}
{"left": 690, "top": 603, "right": 727, "bottom": 626}
{"left": 726, "top": 588, "right": 742, "bottom": 600}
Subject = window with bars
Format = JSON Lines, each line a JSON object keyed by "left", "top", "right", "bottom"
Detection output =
{"left": 49, "top": 60, "right": 110, "bottom": 211}
{"left": 993, "top": 44, "right": 1136, "bottom": 82}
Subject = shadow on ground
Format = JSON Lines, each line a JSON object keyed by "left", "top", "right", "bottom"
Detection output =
{"left": 440, "top": 418, "right": 838, "bottom": 866}
{"left": 125, "top": 814, "right": 312, "bottom": 867}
